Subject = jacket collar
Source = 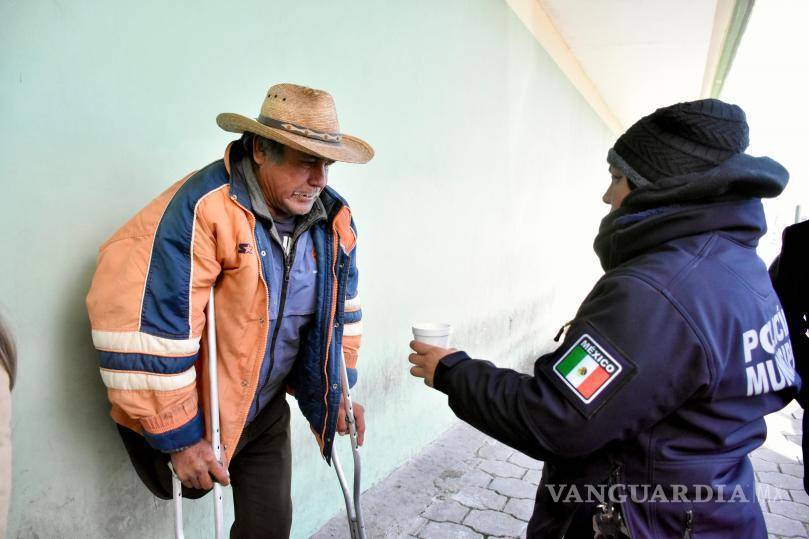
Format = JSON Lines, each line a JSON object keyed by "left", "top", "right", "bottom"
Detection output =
{"left": 593, "top": 198, "right": 767, "bottom": 271}
{"left": 620, "top": 152, "right": 788, "bottom": 211}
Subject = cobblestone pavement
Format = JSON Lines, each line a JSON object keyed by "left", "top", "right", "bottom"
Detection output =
{"left": 314, "top": 401, "right": 806, "bottom": 538}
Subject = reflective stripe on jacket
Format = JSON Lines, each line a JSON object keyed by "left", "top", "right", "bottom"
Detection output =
{"left": 86, "top": 143, "right": 362, "bottom": 461}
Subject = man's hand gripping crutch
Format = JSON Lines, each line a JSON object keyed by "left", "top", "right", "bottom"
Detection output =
{"left": 169, "top": 287, "right": 228, "bottom": 538}
{"left": 332, "top": 351, "right": 367, "bottom": 539}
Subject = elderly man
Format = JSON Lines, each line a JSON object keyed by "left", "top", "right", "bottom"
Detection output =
{"left": 87, "top": 83, "right": 371, "bottom": 537}
{"left": 410, "top": 99, "right": 799, "bottom": 537}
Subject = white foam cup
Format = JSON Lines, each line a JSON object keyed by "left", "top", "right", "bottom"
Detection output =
{"left": 412, "top": 323, "right": 452, "bottom": 348}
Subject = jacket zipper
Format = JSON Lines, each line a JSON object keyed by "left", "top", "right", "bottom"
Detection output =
{"left": 253, "top": 234, "right": 299, "bottom": 417}
{"left": 320, "top": 231, "right": 340, "bottom": 449}
{"left": 610, "top": 463, "right": 634, "bottom": 538}
{"left": 268, "top": 238, "right": 298, "bottom": 378}
{"left": 683, "top": 509, "right": 693, "bottom": 539}
{"left": 554, "top": 320, "right": 574, "bottom": 342}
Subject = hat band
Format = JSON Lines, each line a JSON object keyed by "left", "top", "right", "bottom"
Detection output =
{"left": 258, "top": 115, "right": 342, "bottom": 144}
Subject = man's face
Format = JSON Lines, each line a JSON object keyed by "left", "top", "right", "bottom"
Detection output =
{"left": 602, "top": 165, "right": 631, "bottom": 212}
{"left": 253, "top": 141, "right": 334, "bottom": 219}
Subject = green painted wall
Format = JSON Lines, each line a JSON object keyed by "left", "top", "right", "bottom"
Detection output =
{"left": 0, "top": 0, "right": 613, "bottom": 536}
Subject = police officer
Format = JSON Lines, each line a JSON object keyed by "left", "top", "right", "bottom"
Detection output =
{"left": 409, "top": 99, "right": 800, "bottom": 538}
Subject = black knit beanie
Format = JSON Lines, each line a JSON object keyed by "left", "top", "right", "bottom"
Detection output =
{"left": 607, "top": 98, "right": 750, "bottom": 187}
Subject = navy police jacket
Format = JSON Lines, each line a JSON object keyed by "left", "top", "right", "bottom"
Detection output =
{"left": 770, "top": 218, "right": 809, "bottom": 494}
{"left": 435, "top": 198, "right": 800, "bottom": 538}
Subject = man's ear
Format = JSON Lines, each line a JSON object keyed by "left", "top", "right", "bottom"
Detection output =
{"left": 252, "top": 136, "right": 266, "bottom": 166}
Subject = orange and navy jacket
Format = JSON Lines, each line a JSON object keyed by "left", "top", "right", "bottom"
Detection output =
{"left": 86, "top": 143, "right": 362, "bottom": 462}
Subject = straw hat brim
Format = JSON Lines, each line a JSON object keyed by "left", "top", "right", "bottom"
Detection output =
{"left": 216, "top": 112, "right": 373, "bottom": 164}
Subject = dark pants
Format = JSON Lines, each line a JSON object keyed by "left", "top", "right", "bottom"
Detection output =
{"left": 229, "top": 392, "right": 292, "bottom": 538}
{"left": 117, "top": 392, "right": 292, "bottom": 538}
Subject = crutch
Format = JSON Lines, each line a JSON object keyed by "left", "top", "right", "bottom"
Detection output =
{"left": 171, "top": 287, "right": 225, "bottom": 539}
{"left": 331, "top": 351, "right": 367, "bottom": 539}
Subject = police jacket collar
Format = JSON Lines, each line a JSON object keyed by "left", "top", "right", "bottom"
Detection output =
{"left": 620, "top": 152, "right": 788, "bottom": 210}
{"left": 594, "top": 198, "right": 767, "bottom": 271}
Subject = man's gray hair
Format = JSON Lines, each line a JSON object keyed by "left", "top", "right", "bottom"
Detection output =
{"left": 241, "top": 132, "right": 285, "bottom": 164}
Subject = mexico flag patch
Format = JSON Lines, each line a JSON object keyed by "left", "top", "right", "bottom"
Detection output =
{"left": 553, "top": 334, "right": 622, "bottom": 403}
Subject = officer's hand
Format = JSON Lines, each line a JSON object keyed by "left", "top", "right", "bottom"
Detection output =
{"left": 409, "top": 340, "right": 457, "bottom": 388}
{"left": 169, "top": 439, "right": 230, "bottom": 490}
{"left": 337, "top": 398, "right": 365, "bottom": 447}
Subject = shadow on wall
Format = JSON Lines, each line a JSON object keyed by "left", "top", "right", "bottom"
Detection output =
{"left": 58, "top": 256, "right": 111, "bottom": 432}
{"left": 49, "top": 256, "right": 224, "bottom": 537}
{"left": 57, "top": 257, "right": 149, "bottom": 528}
{"left": 11, "top": 253, "right": 154, "bottom": 537}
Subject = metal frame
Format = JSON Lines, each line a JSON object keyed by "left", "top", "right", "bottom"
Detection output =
{"left": 169, "top": 288, "right": 366, "bottom": 538}
{"left": 171, "top": 287, "right": 225, "bottom": 539}
{"left": 331, "top": 351, "right": 367, "bottom": 539}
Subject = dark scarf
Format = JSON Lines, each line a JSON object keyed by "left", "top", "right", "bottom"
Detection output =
{"left": 594, "top": 152, "right": 788, "bottom": 271}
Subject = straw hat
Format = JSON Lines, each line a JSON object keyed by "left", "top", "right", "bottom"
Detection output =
{"left": 217, "top": 83, "right": 374, "bottom": 164}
